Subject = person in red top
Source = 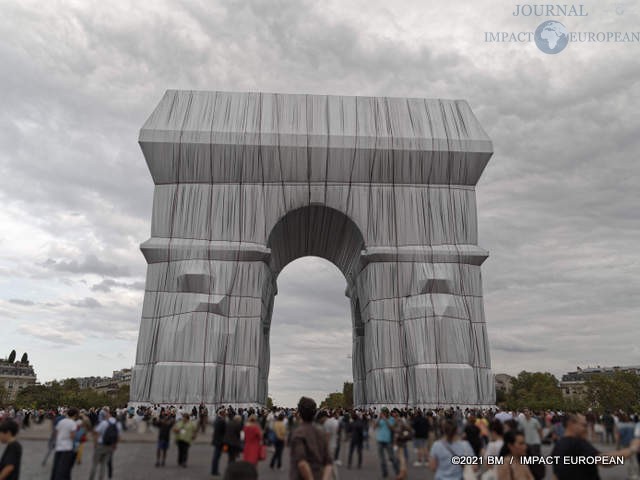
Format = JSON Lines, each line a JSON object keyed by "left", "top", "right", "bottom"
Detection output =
{"left": 242, "top": 415, "right": 263, "bottom": 465}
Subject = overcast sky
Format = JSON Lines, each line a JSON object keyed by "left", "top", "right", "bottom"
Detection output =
{"left": 1, "top": 0, "right": 638, "bottom": 407}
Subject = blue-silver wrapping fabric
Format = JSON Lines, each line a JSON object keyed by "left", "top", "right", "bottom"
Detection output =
{"left": 130, "top": 90, "right": 495, "bottom": 409}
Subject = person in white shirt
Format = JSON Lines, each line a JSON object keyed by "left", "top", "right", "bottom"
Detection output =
{"left": 323, "top": 412, "right": 341, "bottom": 465}
{"left": 483, "top": 419, "right": 505, "bottom": 477}
{"left": 50, "top": 407, "right": 78, "bottom": 480}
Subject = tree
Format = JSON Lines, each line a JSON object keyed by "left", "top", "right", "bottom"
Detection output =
{"left": 505, "top": 371, "right": 563, "bottom": 411}
{"left": 320, "top": 392, "right": 345, "bottom": 410}
{"left": 496, "top": 387, "right": 507, "bottom": 406}
{"left": 585, "top": 371, "right": 640, "bottom": 412}
{"left": 266, "top": 397, "right": 274, "bottom": 410}
{"left": 342, "top": 382, "right": 353, "bottom": 409}
{"left": 113, "top": 385, "right": 130, "bottom": 408}
{"left": 20, "top": 353, "right": 28, "bottom": 364}
{"left": 8, "top": 350, "right": 16, "bottom": 363}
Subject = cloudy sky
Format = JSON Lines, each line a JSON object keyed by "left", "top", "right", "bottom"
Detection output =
{"left": 1, "top": 0, "right": 638, "bottom": 407}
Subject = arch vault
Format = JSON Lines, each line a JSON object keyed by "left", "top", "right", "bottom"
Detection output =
{"left": 130, "top": 90, "right": 495, "bottom": 408}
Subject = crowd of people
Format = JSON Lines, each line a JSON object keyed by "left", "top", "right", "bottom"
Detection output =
{"left": 0, "top": 402, "right": 639, "bottom": 479}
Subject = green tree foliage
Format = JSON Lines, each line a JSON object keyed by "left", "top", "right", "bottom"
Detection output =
{"left": 562, "top": 396, "right": 588, "bottom": 412}
{"left": 14, "top": 379, "right": 130, "bottom": 410}
{"left": 20, "top": 353, "right": 28, "bottom": 364}
{"left": 585, "top": 371, "right": 640, "bottom": 412}
{"left": 266, "top": 397, "right": 274, "bottom": 410}
{"left": 320, "top": 381, "right": 354, "bottom": 410}
{"left": 8, "top": 350, "right": 16, "bottom": 363}
{"left": 495, "top": 387, "right": 507, "bottom": 406}
{"left": 320, "top": 392, "right": 345, "bottom": 410}
{"left": 505, "top": 371, "right": 564, "bottom": 411}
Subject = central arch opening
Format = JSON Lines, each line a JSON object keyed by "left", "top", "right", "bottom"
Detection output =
{"left": 265, "top": 205, "right": 366, "bottom": 406}
{"left": 268, "top": 257, "right": 353, "bottom": 407}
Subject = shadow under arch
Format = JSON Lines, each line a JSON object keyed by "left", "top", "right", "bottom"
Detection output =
{"left": 266, "top": 204, "right": 368, "bottom": 405}
{"left": 267, "top": 205, "right": 365, "bottom": 284}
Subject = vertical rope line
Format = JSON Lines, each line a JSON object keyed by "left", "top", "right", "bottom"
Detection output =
{"left": 257, "top": 92, "right": 271, "bottom": 406}
{"left": 203, "top": 92, "right": 218, "bottom": 406}
{"left": 365, "top": 96, "right": 377, "bottom": 405}
{"left": 423, "top": 99, "right": 440, "bottom": 408}
{"left": 218, "top": 95, "right": 234, "bottom": 405}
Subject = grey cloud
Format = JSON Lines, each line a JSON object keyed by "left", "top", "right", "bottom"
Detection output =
{"left": 71, "top": 297, "right": 102, "bottom": 309}
{"left": 490, "top": 338, "right": 546, "bottom": 354}
{"left": 91, "top": 279, "right": 145, "bottom": 293}
{"left": 47, "top": 255, "right": 130, "bottom": 277}
{"left": 9, "top": 299, "right": 35, "bottom": 306}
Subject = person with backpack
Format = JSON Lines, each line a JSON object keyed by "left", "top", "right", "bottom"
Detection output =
{"left": 89, "top": 407, "right": 120, "bottom": 480}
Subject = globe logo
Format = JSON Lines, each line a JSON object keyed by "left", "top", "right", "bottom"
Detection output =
{"left": 534, "top": 21, "right": 569, "bottom": 54}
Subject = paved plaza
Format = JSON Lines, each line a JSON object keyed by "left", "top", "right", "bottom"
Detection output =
{"left": 8, "top": 423, "right": 630, "bottom": 480}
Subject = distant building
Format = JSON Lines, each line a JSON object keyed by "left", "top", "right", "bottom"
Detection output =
{"left": 72, "top": 367, "right": 132, "bottom": 393}
{"left": 494, "top": 373, "right": 514, "bottom": 393}
{"left": 561, "top": 365, "right": 640, "bottom": 382}
{"left": 75, "top": 376, "right": 111, "bottom": 390}
{"left": 560, "top": 365, "right": 640, "bottom": 401}
{"left": 112, "top": 368, "right": 131, "bottom": 384}
{"left": 0, "top": 355, "right": 37, "bottom": 401}
{"left": 560, "top": 380, "right": 588, "bottom": 400}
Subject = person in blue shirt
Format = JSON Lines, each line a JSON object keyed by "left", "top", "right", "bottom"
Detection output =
{"left": 429, "top": 418, "right": 475, "bottom": 480}
{"left": 375, "top": 407, "right": 399, "bottom": 478}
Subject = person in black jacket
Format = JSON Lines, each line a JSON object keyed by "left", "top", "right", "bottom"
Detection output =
{"left": 411, "top": 410, "right": 430, "bottom": 466}
{"left": 347, "top": 412, "right": 365, "bottom": 469}
{"left": 152, "top": 411, "right": 175, "bottom": 467}
{"left": 0, "top": 419, "right": 21, "bottom": 480}
{"left": 211, "top": 410, "right": 227, "bottom": 476}
{"left": 463, "top": 414, "right": 483, "bottom": 457}
{"left": 223, "top": 415, "right": 243, "bottom": 464}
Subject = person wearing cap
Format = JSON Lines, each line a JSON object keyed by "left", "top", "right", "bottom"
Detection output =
{"left": 375, "top": 407, "right": 399, "bottom": 478}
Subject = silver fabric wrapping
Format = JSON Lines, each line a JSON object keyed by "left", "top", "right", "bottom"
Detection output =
{"left": 131, "top": 90, "right": 495, "bottom": 408}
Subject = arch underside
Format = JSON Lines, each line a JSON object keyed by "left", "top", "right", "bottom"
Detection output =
{"left": 130, "top": 90, "right": 496, "bottom": 408}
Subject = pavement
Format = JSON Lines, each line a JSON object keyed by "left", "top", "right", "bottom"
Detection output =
{"left": 10, "top": 422, "right": 632, "bottom": 479}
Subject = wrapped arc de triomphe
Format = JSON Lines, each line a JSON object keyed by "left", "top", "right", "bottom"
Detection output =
{"left": 130, "top": 90, "right": 495, "bottom": 409}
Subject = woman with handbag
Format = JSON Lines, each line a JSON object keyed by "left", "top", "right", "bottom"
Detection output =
{"left": 242, "top": 415, "right": 263, "bottom": 465}
{"left": 429, "top": 418, "right": 478, "bottom": 480}
{"left": 495, "top": 431, "right": 534, "bottom": 480}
